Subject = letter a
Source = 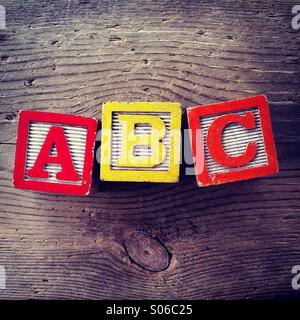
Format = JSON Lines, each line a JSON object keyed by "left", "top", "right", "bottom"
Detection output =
{"left": 27, "top": 126, "right": 80, "bottom": 181}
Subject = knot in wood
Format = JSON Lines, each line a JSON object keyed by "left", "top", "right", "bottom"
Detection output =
{"left": 124, "top": 232, "right": 171, "bottom": 272}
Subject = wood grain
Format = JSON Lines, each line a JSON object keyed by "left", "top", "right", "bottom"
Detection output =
{"left": 0, "top": 0, "right": 300, "bottom": 299}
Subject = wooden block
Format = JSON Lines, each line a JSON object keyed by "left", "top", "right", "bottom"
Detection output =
{"left": 13, "top": 110, "right": 97, "bottom": 195}
{"left": 187, "top": 95, "right": 279, "bottom": 186}
{"left": 100, "top": 102, "right": 181, "bottom": 183}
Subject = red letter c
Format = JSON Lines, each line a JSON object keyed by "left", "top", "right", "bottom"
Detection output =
{"left": 207, "top": 112, "right": 257, "bottom": 168}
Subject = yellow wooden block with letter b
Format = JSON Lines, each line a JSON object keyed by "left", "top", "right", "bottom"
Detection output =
{"left": 100, "top": 102, "right": 181, "bottom": 183}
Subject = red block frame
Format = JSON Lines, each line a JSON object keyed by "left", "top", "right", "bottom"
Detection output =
{"left": 187, "top": 95, "right": 279, "bottom": 186}
{"left": 13, "top": 110, "right": 98, "bottom": 195}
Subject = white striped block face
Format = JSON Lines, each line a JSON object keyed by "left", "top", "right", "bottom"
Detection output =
{"left": 13, "top": 111, "right": 97, "bottom": 195}
{"left": 200, "top": 107, "right": 268, "bottom": 175}
{"left": 188, "top": 96, "right": 279, "bottom": 186}
{"left": 25, "top": 123, "right": 87, "bottom": 185}
{"left": 111, "top": 112, "right": 171, "bottom": 171}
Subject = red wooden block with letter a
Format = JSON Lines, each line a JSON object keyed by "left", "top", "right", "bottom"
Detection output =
{"left": 13, "top": 110, "right": 97, "bottom": 195}
{"left": 187, "top": 96, "right": 279, "bottom": 187}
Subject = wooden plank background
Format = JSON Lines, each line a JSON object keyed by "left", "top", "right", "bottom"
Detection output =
{"left": 0, "top": 0, "right": 299, "bottom": 299}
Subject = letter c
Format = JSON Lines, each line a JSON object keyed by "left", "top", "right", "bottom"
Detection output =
{"left": 207, "top": 112, "right": 257, "bottom": 168}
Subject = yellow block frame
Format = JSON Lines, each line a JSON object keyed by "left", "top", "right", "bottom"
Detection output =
{"left": 100, "top": 102, "right": 181, "bottom": 183}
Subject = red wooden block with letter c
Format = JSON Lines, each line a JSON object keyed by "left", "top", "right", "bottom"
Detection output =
{"left": 187, "top": 96, "right": 279, "bottom": 186}
{"left": 13, "top": 110, "right": 97, "bottom": 195}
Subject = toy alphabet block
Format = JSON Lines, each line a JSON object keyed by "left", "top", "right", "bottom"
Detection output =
{"left": 100, "top": 102, "right": 181, "bottom": 183}
{"left": 187, "top": 95, "right": 278, "bottom": 186}
{"left": 13, "top": 110, "right": 97, "bottom": 195}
